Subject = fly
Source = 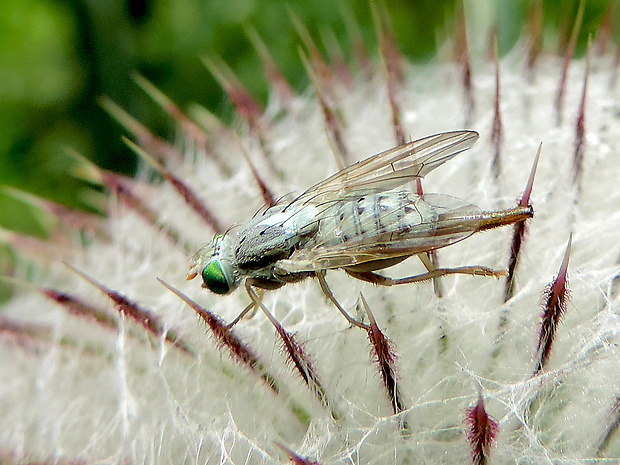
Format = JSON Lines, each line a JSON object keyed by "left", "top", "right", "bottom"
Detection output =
{"left": 187, "top": 130, "right": 533, "bottom": 328}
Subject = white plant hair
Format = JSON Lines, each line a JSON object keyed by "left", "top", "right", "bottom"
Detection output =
{"left": 1, "top": 6, "right": 620, "bottom": 465}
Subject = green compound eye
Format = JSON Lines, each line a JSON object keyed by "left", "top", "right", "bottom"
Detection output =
{"left": 202, "top": 260, "right": 230, "bottom": 295}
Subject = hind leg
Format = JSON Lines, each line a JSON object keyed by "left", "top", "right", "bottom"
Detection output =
{"left": 346, "top": 265, "right": 505, "bottom": 286}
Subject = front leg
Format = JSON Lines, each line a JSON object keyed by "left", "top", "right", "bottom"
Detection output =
{"left": 346, "top": 265, "right": 506, "bottom": 286}
{"left": 315, "top": 271, "right": 370, "bottom": 330}
{"left": 224, "top": 280, "right": 265, "bottom": 328}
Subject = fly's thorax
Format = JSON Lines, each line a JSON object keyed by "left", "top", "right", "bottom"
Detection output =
{"left": 233, "top": 204, "right": 320, "bottom": 271}
{"left": 201, "top": 234, "right": 240, "bottom": 295}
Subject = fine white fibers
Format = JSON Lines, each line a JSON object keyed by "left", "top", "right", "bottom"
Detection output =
{"left": 1, "top": 52, "right": 620, "bottom": 465}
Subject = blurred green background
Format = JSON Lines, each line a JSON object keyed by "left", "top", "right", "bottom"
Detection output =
{"left": 0, "top": 0, "right": 613, "bottom": 298}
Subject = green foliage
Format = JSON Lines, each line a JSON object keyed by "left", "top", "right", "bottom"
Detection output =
{"left": 0, "top": 0, "right": 459, "bottom": 220}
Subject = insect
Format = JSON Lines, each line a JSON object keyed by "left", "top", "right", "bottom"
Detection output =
{"left": 188, "top": 130, "right": 533, "bottom": 327}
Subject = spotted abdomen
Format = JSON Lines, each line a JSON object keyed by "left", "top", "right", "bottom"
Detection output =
{"left": 307, "top": 191, "right": 437, "bottom": 249}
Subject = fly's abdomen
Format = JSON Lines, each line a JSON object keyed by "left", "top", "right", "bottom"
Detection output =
{"left": 310, "top": 192, "right": 437, "bottom": 248}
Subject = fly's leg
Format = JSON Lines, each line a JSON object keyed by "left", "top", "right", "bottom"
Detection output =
{"left": 316, "top": 271, "right": 370, "bottom": 330}
{"left": 245, "top": 283, "right": 270, "bottom": 316}
{"left": 418, "top": 252, "right": 444, "bottom": 297}
{"left": 418, "top": 253, "right": 435, "bottom": 273}
{"left": 225, "top": 301, "right": 256, "bottom": 328}
{"left": 224, "top": 283, "right": 264, "bottom": 328}
{"left": 346, "top": 266, "right": 506, "bottom": 286}
{"left": 244, "top": 282, "right": 291, "bottom": 331}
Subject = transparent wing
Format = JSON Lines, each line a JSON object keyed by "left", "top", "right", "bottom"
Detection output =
{"left": 288, "top": 130, "right": 478, "bottom": 208}
{"left": 277, "top": 194, "right": 482, "bottom": 273}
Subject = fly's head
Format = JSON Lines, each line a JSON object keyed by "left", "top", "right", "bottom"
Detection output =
{"left": 188, "top": 234, "right": 240, "bottom": 295}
